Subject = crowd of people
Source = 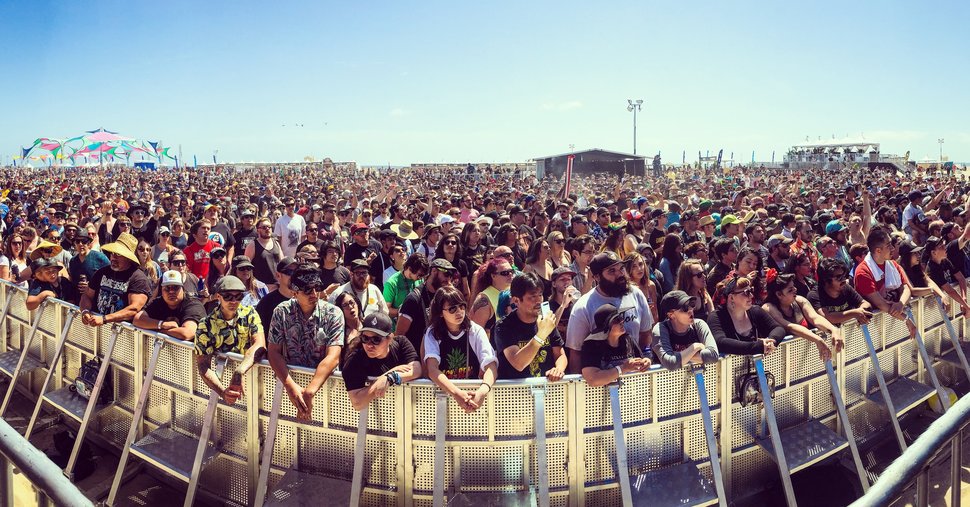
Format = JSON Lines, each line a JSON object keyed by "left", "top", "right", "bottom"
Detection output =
{"left": 9, "top": 160, "right": 970, "bottom": 413}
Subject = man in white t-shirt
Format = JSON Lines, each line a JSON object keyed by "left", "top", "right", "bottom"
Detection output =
{"left": 901, "top": 190, "right": 927, "bottom": 244}
{"left": 565, "top": 251, "right": 654, "bottom": 374}
{"left": 273, "top": 197, "right": 306, "bottom": 258}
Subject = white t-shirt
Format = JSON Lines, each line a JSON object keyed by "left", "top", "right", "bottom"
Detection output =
{"left": 422, "top": 322, "right": 498, "bottom": 371}
{"left": 902, "top": 203, "right": 923, "bottom": 237}
{"left": 565, "top": 286, "right": 654, "bottom": 352}
{"left": 327, "top": 282, "right": 388, "bottom": 318}
{"left": 273, "top": 213, "right": 306, "bottom": 258}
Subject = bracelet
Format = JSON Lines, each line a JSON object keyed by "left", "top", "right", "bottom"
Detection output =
{"left": 385, "top": 371, "right": 402, "bottom": 386}
{"left": 481, "top": 383, "right": 491, "bottom": 393}
{"left": 615, "top": 365, "right": 623, "bottom": 377}
{"left": 157, "top": 320, "right": 163, "bottom": 331}
{"left": 531, "top": 335, "right": 545, "bottom": 346}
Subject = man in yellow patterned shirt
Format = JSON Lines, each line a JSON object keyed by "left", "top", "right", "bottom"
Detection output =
{"left": 195, "top": 275, "right": 266, "bottom": 405}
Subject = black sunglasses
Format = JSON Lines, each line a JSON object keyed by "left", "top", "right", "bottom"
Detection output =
{"left": 360, "top": 333, "right": 385, "bottom": 346}
{"left": 220, "top": 292, "right": 244, "bottom": 302}
{"left": 444, "top": 303, "right": 466, "bottom": 315}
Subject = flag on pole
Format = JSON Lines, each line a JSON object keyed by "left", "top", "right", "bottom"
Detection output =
{"left": 557, "top": 154, "right": 575, "bottom": 199}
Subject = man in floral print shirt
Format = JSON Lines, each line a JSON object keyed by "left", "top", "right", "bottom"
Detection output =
{"left": 195, "top": 275, "right": 266, "bottom": 405}
{"left": 267, "top": 263, "right": 345, "bottom": 421}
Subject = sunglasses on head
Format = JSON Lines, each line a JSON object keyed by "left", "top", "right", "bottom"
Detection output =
{"left": 220, "top": 292, "right": 244, "bottom": 302}
{"left": 360, "top": 333, "right": 385, "bottom": 346}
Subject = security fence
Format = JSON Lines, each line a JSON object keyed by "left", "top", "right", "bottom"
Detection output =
{"left": 0, "top": 279, "right": 964, "bottom": 506}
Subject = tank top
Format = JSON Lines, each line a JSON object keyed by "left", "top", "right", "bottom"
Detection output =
{"left": 253, "top": 239, "right": 281, "bottom": 285}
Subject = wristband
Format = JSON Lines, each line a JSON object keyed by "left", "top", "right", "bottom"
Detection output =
{"left": 481, "top": 383, "right": 491, "bottom": 393}
{"left": 532, "top": 335, "right": 545, "bottom": 346}
{"left": 157, "top": 320, "right": 162, "bottom": 330}
{"left": 385, "top": 371, "right": 402, "bottom": 386}
{"left": 615, "top": 365, "right": 623, "bottom": 377}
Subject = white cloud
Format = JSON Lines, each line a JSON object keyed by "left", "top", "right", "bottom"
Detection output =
{"left": 542, "top": 101, "right": 583, "bottom": 111}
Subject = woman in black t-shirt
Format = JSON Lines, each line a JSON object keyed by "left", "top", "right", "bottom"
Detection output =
{"left": 342, "top": 313, "right": 421, "bottom": 411}
{"left": 707, "top": 276, "right": 786, "bottom": 356}
{"left": 923, "top": 236, "right": 970, "bottom": 316}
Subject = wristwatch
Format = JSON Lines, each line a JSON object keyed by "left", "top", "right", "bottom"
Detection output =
{"left": 157, "top": 320, "right": 163, "bottom": 330}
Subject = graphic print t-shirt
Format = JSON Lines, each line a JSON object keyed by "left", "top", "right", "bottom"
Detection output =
{"left": 89, "top": 265, "right": 152, "bottom": 315}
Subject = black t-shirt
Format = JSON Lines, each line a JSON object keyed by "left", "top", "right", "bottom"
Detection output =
{"left": 928, "top": 258, "right": 958, "bottom": 287}
{"left": 807, "top": 286, "right": 865, "bottom": 315}
{"left": 321, "top": 265, "right": 351, "bottom": 289}
{"left": 234, "top": 228, "right": 258, "bottom": 253}
{"left": 342, "top": 336, "right": 418, "bottom": 391}
{"left": 946, "top": 239, "right": 970, "bottom": 278}
{"left": 143, "top": 296, "right": 206, "bottom": 325}
{"left": 209, "top": 222, "right": 235, "bottom": 254}
{"left": 494, "top": 311, "right": 564, "bottom": 379}
{"left": 580, "top": 334, "right": 642, "bottom": 370}
{"left": 28, "top": 276, "right": 76, "bottom": 303}
{"left": 549, "top": 298, "right": 573, "bottom": 338}
{"left": 90, "top": 265, "right": 153, "bottom": 315}
{"left": 399, "top": 286, "right": 435, "bottom": 351}
{"left": 255, "top": 289, "right": 290, "bottom": 333}
{"left": 343, "top": 239, "right": 381, "bottom": 267}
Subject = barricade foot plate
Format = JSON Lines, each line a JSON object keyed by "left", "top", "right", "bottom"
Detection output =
{"left": 43, "top": 385, "right": 109, "bottom": 423}
{"left": 866, "top": 377, "right": 935, "bottom": 415}
{"left": 129, "top": 427, "right": 220, "bottom": 482}
{"left": 264, "top": 469, "right": 354, "bottom": 506}
{"left": 0, "top": 350, "right": 42, "bottom": 377}
{"left": 446, "top": 489, "right": 537, "bottom": 506}
{"left": 756, "top": 419, "right": 847, "bottom": 473}
{"left": 629, "top": 462, "right": 718, "bottom": 506}
{"left": 939, "top": 342, "right": 970, "bottom": 368}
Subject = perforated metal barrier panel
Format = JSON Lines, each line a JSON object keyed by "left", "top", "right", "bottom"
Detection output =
{"left": 0, "top": 278, "right": 963, "bottom": 507}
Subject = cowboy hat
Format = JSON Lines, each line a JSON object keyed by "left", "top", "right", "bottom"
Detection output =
{"left": 101, "top": 232, "right": 140, "bottom": 264}
{"left": 28, "top": 240, "right": 63, "bottom": 261}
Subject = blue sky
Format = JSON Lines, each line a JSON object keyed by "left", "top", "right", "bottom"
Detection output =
{"left": 2, "top": 1, "right": 968, "bottom": 166}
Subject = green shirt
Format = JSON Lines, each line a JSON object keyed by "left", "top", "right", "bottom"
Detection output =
{"left": 382, "top": 271, "right": 420, "bottom": 311}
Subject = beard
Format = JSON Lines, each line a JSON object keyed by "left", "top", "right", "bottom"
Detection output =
{"left": 599, "top": 276, "right": 630, "bottom": 297}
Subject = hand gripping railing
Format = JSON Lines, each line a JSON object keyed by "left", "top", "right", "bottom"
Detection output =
{"left": 849, "top": 389, "right": 970, "bottom": 507}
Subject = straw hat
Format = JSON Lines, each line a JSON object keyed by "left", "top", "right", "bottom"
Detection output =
{"left": 101, "top": 232, "right": 139, "bottom": 264}
{"left": 391, "top": 220, "right": 418, "bottom": 240}
{"left": 28, "top": 240, "right": 63, "bottom": 261}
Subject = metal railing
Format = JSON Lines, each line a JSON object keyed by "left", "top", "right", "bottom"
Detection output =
{"left": 0, "top": 279, "right": 964, "bottom": 506}
{"left": 850, "top": 392, "right": 970, "bottom": 507}
{"left": 0, "top": 416, "right": 93, "bottom": 507}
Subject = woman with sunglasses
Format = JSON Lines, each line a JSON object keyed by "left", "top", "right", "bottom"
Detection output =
{"left": 652, "top": 290, "right": 719, "bottom": 370}
{"left": 808, "top": 257, "right": 874, "bottom": 326}
{"left": 546, "top": 231, "right": 571, "bottom": 269}
{"left": 423, "top": 286, "right": 497, "bottom": 413}
{"left": 230, "top": 256, "right": 269, "bottom": 307}
{"left": 167, "top": 249, "right": 201, "bottom": 299}
{"left": 434, "top": 233, "right": 470, "bottom": 300}
{"left": 135, "top": 239, "right": 161, "bottom": 293}
{"left": 334, "top": 291, "right": 363, "bottom": 366}
{"left": 763, "top": 272, "right": 842, "bottom": 362}
{"left": 4, "top": 234, "right": 27, "bottom": 287}
{"left": 205, "top": 247, "right": 231, "bottom": 303}
{"left": 707, "top": 276, "right": 785, "bottom": 356}
{"left": 470, "top": 257, "right": 514, "bottom": 339}
{"left": 674, "top": 259, "right": 715, "bottom": 321}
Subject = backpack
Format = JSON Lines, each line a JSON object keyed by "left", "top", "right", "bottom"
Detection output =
{"left": 70, "top": 356, "right": 113, "bottom": 405}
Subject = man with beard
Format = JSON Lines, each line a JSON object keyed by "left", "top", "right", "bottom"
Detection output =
{"left": 565, "top": 251, "right": 654, "bottom": 374}
{"left": 274, "top": 197, "right": 306, "bottom": 258}
{"left": 268, "top": 264, "right": 344, "bottom": 421}
{"left": 495, "top": 272, "right": 567, "bottom": 380}
{"left": 233, "top": 208, "right": 258, "bottom": 253}
{"left": 134, "top": 270, "right": 206, "bottom": 341}
{"left": 204, "top": 203, "right": 236, "bottom": 259}
{"left": 68, "top": 228, "right": 109, "bottom": 305}
{"left": 127, "top": 202, "right": 160, "bottom": 244}
{"left": 344, "top": 223, "right": 380, "bottom": 267}
{"left": 297, "top": 222, "right": 327, "bottom": 259}
{"left": 766, "top": 234, "right": 793, "bottom": 272}
{"left": 369, "top": 230, "right": 398, "bottom": 291}
{"left": 395, "top": 258, "right": 456, "bottom": 350}
{"left": 328, "top": 259, "right": 389, "bottom": 318}
{"left": 79, "top": 232, "right": 153, "bottom": 327}
{"left": 246, "top": 217, "right": 283, "bottom": 291}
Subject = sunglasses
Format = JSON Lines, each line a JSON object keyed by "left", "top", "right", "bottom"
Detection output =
{"left": 553, "top": 239, "right": 564, "bottom": 244}
{"left": 443, "top": 240, "right": 457, "bottom": 246}
{"left": 162, "top": 285, "right": 182, "bottom": 293}
{"left": 171, "top": 260, "right": 186, "bottom": 266}
{"left": 360, "top": 333, "right": 385, "bottom": 346}
{"left": 731, "top": 288, "right": 754, "bottom": 297}
{"left": 73, "top": 238, "right": 91, "bottom": 244}
{"left": 37, "top": 247, "right": 54, "bottom": 255}
{"left": 220, "top": 292, "right": 244, "bottom": 302}
{"left": 212, "top": 253, "right": 227, "bottom": 259}
{"left": 444, "top": 303, "right": 466, "bottom": 315}
{"left": 692, "top": 272, "right": 706, "bottom": 278}
{"left": 352, "top": 270, "right": 369, "bottom": 277}
{"left": 495, "top": 269, "right": 514, "bottom": 277}
{"left": 10, "top": 242, "right": 22, "bottom": 246}
{"left": 307, "top": 228, "right": 318, "bottom": 232}
{"left": 160, "top": 232, "right": 171, "bottom": 236}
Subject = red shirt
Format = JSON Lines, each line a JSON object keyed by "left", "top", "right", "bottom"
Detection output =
{"left": 184, "top": 240, "right": 219, "bottom": 280}
{"left": 854, "top": 259, "right": 909, "bottom": 300}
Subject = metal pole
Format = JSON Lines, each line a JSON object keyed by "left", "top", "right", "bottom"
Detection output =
{"left": 0, "top": 455, "right": 10, "bottom": 507}
{"left": 633, "top": 106, "right": 637, "bottom": 155}
{"left": 950, "top": 433, "right": 961, "bottom": 507}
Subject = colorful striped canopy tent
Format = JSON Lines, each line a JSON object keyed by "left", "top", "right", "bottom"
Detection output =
{"left": 17, "top": 128, "right": 174, "bottom": 166}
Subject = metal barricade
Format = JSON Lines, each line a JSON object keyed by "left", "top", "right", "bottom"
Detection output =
{"left": 0, "top": 277, "right": 962, "bottom": 507}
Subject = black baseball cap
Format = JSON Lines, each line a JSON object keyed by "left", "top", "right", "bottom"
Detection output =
{"left": 589, "top": 251, "right": 626, "bottom": 277}
{"left": 361, "top": 313, "right": 394, "bottom": 337}
{"left": 276, "top": 256, "right": 298, "bottom": 275}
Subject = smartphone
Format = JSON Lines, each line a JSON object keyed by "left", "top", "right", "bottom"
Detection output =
{"left": 540, "top": 301, "right": 551, "bottom": 318}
